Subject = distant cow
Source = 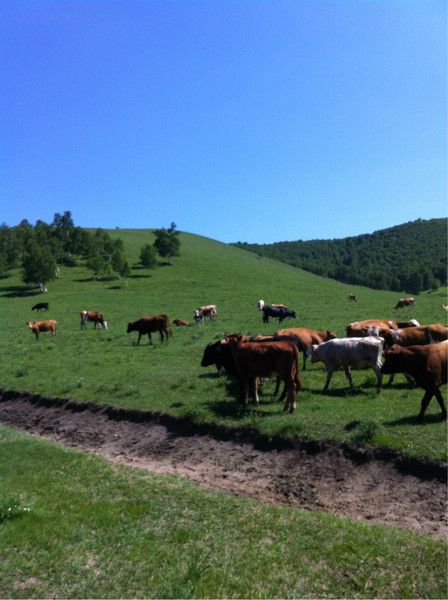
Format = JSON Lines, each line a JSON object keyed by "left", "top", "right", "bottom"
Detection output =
{"left": 28, "top": 319, "right": 57, "bottom": 340}
{"left": 195, "top": 305, "right": 217, "bottom": 324}
{"left": 442, "top": 304, "right": 448, "bottom": 312}
{"left": 262, "top": 305, "right": 296, "bottom": 324}
{"left": 31, "top": 302, "right": 49, "bottom": 312}
{"left": 127, "top": 315, "right": 172, "bottom": 344}
{"left": 348, "top": 294, "right": 357, "bottom": 302}
{"left": 173, "top": 319, "right": 189, "bottom": 327}
{"left": 395, "top": 297, "right": 416, "bottom": 309}
{"left": 225, "top": 334, "right": 301, "bottom": 413}
{"left": 382, "top": 342, "right": 448, "bottom": 421}
{"left": 80, "top": 310, "right": 108, "bottom": 330}
{"left": 346, "top": 319, "right": 419, "bottom": 337}
{"left": 275, "top": 327, "right": 336, "bottom": 370}
{"left": 311, "top": 337, "right": 384, "bottom": 393}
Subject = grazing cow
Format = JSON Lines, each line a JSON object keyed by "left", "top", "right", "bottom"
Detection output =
{"left": 262, "top": 305, "right": 296, "bottom": 324}
{"left": 31, "top": 302, "right": 49, "bottom": 312}
{"left": 348, "top": 293, "right": 357, "bottom": 302}
{"left": 195, "top": 305, "right": 217, "bottom": 324}
{"left": 28, "top": 319, "right": 57, "bottom": 340}
{"left": 127, "top": 315, "right": 172, "bottom": 344}
{"left": 275, "top": 327, "right": 336, "bottom": 370}
{"left": 80, "top": 310, "right": 108, "bottom": 330}
{"left": 395, "top": 297, "right": 416, "bottom": 309}
{"left": 382, "top": 342, "right": 448, "bottom": 421}
{"left": 346, "top": 319, "right": 420, "bottom": 337}
{"left": 173, "top": 319, "right": 189, "bottom": 327}
{"left": 311, "top": 337, "right": 384, "bottom": 393}
{"left": 378, "top": 324, "right": 448, "bottom": 349}
{"left": 225, "top": 334, "right": 301, "bottom": 413}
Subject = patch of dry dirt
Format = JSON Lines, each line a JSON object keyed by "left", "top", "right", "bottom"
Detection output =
{"left": 0, "top": 391, "right": 446, "bottom": 539}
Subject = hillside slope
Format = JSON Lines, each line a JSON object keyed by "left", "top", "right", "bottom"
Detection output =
{"left": 0, "top": 229, "right": 446, "bottom": 462}
{"left": 234, "top": 218, "right": 447, "bottom": 292}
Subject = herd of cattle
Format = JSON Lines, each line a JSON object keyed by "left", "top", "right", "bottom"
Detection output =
{"left": 27, "top": 299, "right": 448, "bottom": 422}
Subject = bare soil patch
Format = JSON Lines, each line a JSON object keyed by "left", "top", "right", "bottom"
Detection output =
{"left": 0, "top": 390, "right": 446, "bottom": 539}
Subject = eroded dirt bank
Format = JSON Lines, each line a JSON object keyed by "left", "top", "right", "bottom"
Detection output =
{"left": 0, "top": 390, "right": 446, "bottom": 539}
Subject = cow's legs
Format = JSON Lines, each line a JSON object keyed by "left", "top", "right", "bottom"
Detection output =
{"left": 159, "top": 329, "right": 164, "bottom": 342}
{"left": 417, "top": 390, "right": 433, "bottom": 422}
{"left": 148, "top": 332, "right": 153, "bottom": 345}
{"left": 434, "top": 389, "right": 448, "bottom": 421}
{"left": 343, "top": 366, "right": 354, "bottom": 391}
{"left": 322, "top": 367, "right": 334, "bottom": 392}
{"left": 240, "top": 378, "right": 249, "bottom": 406}
{"left": 374, "top": 366, "right": 383, "bottom": 393}
{"left": 283, "top": 380, "right": 297, "bottom": 413}
{"left": 34, "top": 332, "right": 39, "bottom": 341}
{"left": 136, "top": 332, "right": 142, "bottom": 345}
{"left": 253, "top": 378, "right": 260, "bottom": 405}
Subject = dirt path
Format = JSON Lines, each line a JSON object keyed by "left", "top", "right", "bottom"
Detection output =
{"left": 0, "top": 392, "right": 446, "bottom": 539}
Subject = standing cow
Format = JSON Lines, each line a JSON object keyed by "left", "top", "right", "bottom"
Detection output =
{"left": 28, "top": 320, "right": 57, "bottom": 341}
{"left": 311, "top": 337, "right": 384, "bottom": 393}
{"left": 382, "top": 342, "right": 447, "bottom": 422}
{"left": 127, "top": 315, "right": 172, "bottom": 344}
{"left": 395, "top": 297, "right": 416, "bottom": 309}
{"left": 275, "top": 327, "right": 336, "bottom": 370}
{"left": 262, "top": 305, "right": 296, "bottom": 324}
{"left": 80, "top": 310, "right": 108, "bottom": 330}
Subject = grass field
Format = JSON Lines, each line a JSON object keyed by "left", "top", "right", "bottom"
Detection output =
{"left": 0, "top": 229, "right": 447, "bottom": 462}
{"left": 1, "top": 425, "right": 446, "bottom": 599}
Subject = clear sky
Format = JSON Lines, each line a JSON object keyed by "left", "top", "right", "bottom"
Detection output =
{"left": 1, "top": 0, "right": 446, "bottom": 243}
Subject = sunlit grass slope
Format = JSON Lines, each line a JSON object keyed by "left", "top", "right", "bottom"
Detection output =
{"left": 0, "top": 230, "right": 446, "bottom": 461}
{"left": 1, "top": 426, "right": 446, "bottom": 599}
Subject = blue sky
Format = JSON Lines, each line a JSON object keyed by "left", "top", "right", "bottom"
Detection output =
{"left": 1, "top": 0, "right": 446, "bottom": 243}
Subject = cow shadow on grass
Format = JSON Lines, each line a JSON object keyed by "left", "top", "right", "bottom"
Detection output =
{"left": 206, "top": 379, "right": 284, "bottom": 419}
{"left": 385, "top": 413, "right": 444, "bottom": 426}
{"left": 0, "top": 285, "right": 42, "bottom": 298}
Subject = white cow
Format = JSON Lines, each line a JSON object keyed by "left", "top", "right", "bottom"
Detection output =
{"left": 311, "top": 337, "right": 384, "bottom": 393}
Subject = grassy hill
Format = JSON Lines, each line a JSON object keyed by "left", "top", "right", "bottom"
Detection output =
{"left": 0, "top": 229, "right": 447, "bottom": 462}
{"left": 234, "top": 218, "right": 447, "bottom": 292}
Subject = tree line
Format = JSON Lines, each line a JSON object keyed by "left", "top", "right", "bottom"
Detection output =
{"left": 234, "top": 218, "right": 447, "bottom": 293}
{"left": 0, "top": 212, "right": 181, "bottom": 286}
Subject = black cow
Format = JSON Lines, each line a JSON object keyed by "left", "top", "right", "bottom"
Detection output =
{"left": 262, "top": 305, "right": 296, "bottom": 324}
{"left": 32, "top": 302, "right": 49, "bottom": 312}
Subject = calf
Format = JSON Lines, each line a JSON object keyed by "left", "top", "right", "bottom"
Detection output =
{"left": 382, "top": 342, "right": 448, "bottom": 421}
{"left": 225, "top": 334, "right": 301, "bottom": 413}
{"left": 31, "top": 302, "right": 49, "bottom": 312}
{"left": 28, "top": 320, "right": 57, "bottom": 340}
{"left": 311, "top": 337, "right": 384, "bottom": 393}
{"left": 275, "top": 327, "right": 336, "bottom": 370}
{"left": 127, "top": 315, "right": 172, "bottom": 344}
{"left": 173, "top": 319, "right": 189, "bottom": 327}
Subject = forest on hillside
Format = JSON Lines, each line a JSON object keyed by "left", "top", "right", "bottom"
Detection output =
{"left": 234, "top": 218, "right": 447, "bottom": 293}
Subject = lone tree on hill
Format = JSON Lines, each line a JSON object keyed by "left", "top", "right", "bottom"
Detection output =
{"left": 153, "top": 223, "right": 180, "bottom": 264}
{"left": 139, "top": 243, "right": 158, "bottom": 270}
{"left": 22, "top": 243, "right": 57, "bottom": 287}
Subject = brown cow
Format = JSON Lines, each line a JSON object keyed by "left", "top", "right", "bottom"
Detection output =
{"left": 382, "top": 341, "right": 448, "bottom": 421}
{"left": 379, "top": 324, "right": 448, "bottom": 349}
{"left": 127, "top": 315, "right": 172, "bottom": 344}
{"left": 28, "top": 320, "right": 57, "bottom": 340}
{"left": 275, "top": 327, "right": 336, "bottom": 370}
{"left": 346, "top": 319, "right": 419, "bottom": 337}
{"left": 225, "top": 334, "right": 301, "bottom": 413}
{"left": 395, "top": 297, "right": 416, "bottom": 309}
{"left": 173, "top": 319, "right": 190, "bottom": 327}
{"left": 80, "top": 310, "right": 107, "bottom": 330}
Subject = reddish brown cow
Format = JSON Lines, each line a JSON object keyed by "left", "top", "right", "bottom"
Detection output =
{"left": 173, "top": 319, "right": 190, "bottom": 327}
{"left": 395, "top": 297, "right": 416, "bottom": 309}
{"left": 275, "top": 327, "right": 336, "bottom": 370}
{"left": 379, "top": 324, "right": 448, "bottom": 349}
{"left": 346, "top": 319, "right": 419, "bottom": 337}
{"left": 127, "top": 315, "right": 172, "bottom": 344}
{"left": 80, "top": 310, "right": 107, "bottom": 330}
{"left": 28, "top": 320, "right": 57, "bottom": 340}
{"left": 382, "top": 341, "right": 448, "bottom": 421}
{"left": 225, "top": 334, "right": 301, "bottom": 413}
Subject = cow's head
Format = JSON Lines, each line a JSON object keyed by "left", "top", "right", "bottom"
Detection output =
{"left": 310, "top": 344, "right": 322, "bottom": 363}
{"left": 381, "top": 344, "right": 405, "bottom": 374}
{"left": 126, "top": 322, "right": 133, "bottom": 333}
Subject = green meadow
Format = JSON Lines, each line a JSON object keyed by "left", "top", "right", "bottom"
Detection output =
{"left": 0, "top": 425, "right": 446, "bottom": 599}
{"left": 0, "top": 229, "right": 447, "bottom": 462}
